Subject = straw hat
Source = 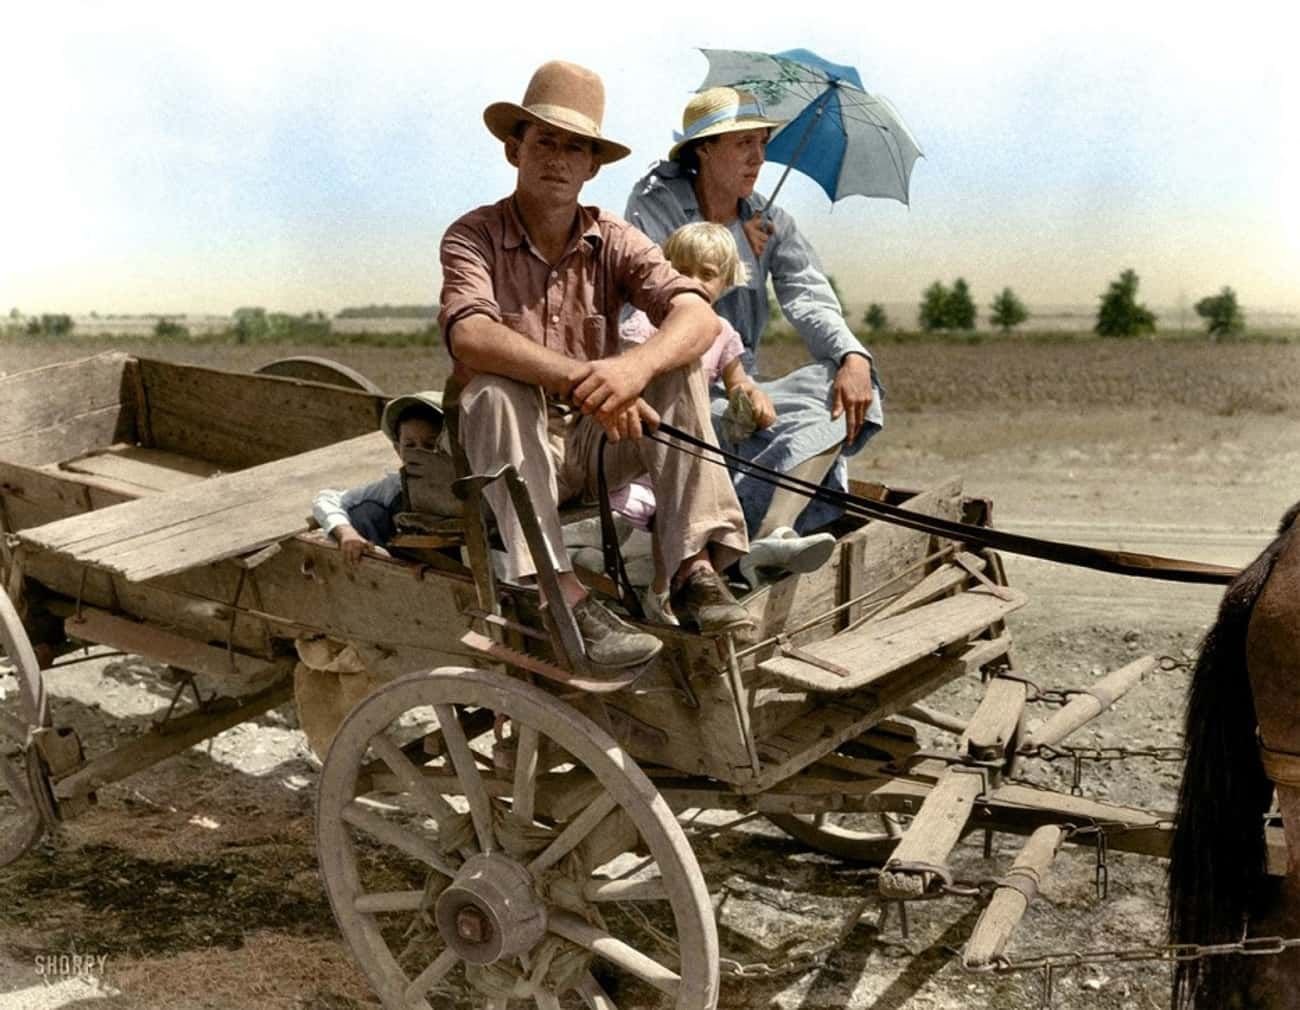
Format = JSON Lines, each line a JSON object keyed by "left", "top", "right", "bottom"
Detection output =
{"left": 483, "top": 60, "right": 630, "bottom": 165}
{"left": 668, "top": 87, "right": 785, "bottom": 162}
{"left": 380, "top": 392, "right": 444, "bottom": 444}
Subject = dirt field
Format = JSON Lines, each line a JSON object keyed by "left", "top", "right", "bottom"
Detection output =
{"left": 2, "top": 339, "right": 1298, "bottom": 1010}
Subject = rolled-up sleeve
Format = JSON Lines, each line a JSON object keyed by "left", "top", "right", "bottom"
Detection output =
{"left": 438, "top": 220, "right": 501, "bottom": 351}
{"left": 606, "top": 219, "right": 710, "bottom": 327}
{"left": 768, "top": 206, "right": 870, "bottom": 365}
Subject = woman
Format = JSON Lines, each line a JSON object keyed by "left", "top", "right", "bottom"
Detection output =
{"left": 625, "top": 86, "right": 884, "bottom": 540}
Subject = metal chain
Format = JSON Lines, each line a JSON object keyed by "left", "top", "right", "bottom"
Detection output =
{"left": 719, "top": 899, "right": 876, "bottom": 979}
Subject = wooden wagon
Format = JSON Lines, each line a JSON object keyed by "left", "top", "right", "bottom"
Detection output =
{"left": 0, "top": 351, "right": 1209, "bottom": 1008}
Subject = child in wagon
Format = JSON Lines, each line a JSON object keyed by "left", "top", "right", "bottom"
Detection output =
{"left": 312, "top": 392, "right": 446, "bottom": 566}
{"left": 603, "top": 222, "right": 836, "bottom": 623}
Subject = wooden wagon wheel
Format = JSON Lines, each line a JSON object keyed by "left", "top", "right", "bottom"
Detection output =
{"left": 317, "top": 666, "right": 719, "bottom": 1010}
{"left": 254, "top": 356, "right": 385, "bottom": 394}
{"left": 0, "top": 591, "right": 50, "bottom": 865}
{"left": 766, "top": 811, "right": 902, "bottom": 864}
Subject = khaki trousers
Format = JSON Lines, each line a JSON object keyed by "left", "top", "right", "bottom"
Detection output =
{"left": 457, "top": 364, "right": 748, "bottom": 583}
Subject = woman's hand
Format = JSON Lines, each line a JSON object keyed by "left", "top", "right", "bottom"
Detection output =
{"left": 831, "top": 354, "right": 874, "bottom": 444}
{"left": 742, "top": 216, "right": 773, "bottom": 258}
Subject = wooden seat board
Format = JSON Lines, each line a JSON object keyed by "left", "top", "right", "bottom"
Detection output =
{"left": 759, "top": 586, "right": 1027, "bottom": 694}
{"left": 18, "top": 431, "right": 394, "bottom": 582}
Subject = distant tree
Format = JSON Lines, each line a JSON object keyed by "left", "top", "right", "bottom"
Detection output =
{"left": 919, "top": 281, "right": 950, "bottom": 331}
{"left": 10, "top": 307, "right": 21, "bottom": 320}
{"left": 153, "top": 318, "right": 190, "bottom": 340}
{"left": 232, "top": 306, "right": 268, "bottom": 344}
{"left": 38, "top": 314, "right": 74, "bottom": 337}
{"left": 25, "top": 318, "right": 41, "bottom": 336}
{"left": 1194, "top": 286, "right": 1245, "bottom": 341}
{"left": 863, "top": 302, "right": 889, "bottom": 333}
{"left": 1095, "top": 268, "right": 1157, "bottom": 338}
{"left": 989, "top": 287, "right": 1029, "bottom": 333}
{"left": 947, "top": 278, "right": 977, "bottom": 330}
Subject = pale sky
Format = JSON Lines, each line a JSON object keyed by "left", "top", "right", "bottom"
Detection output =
{"left": 3, "top": 1, "right": 1297, "bottom": 317}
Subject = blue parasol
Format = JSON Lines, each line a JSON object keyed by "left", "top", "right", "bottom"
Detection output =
{"left": 697, "top": 47, "right": 923, "bottom": 209}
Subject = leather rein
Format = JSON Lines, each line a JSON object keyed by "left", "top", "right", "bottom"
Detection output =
{"left": 641, "top": 419, "right": 1242, "bottom": 587}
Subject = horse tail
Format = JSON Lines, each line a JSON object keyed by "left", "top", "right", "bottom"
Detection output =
{"left": 1169, "top": 501, "right": 1300, "bottom": 1008}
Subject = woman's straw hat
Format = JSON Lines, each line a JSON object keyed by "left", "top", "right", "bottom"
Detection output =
{"left": 483, "top": 60, "right": 630, "bottom": 165}
{"left": 668, "top": 86, "right": 785, "bottom": 161}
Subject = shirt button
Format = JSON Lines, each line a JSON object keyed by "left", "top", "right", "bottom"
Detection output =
{"left": 550, "top": 314, "right": 559, "bottom": 324}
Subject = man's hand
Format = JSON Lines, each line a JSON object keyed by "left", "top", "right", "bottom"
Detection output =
{"left": 548, "top": 359, "right": 592, "bottom": 399}
{"left": 742, "top": 216, "right": 773, "bottom": 259}
{"left": 830, "top": 353, "right": 874, "bottom": 444}
{"left": 597, "top": 398, "right": 661, "bottom": 443}
{"left": 572, "top": 354, "right": 652, "bottom": 417}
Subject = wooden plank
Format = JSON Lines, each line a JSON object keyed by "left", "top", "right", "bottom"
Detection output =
{"left": 0, "top": 407, "right": 137, "bottom": 470}
{"left": 879, "top": 766, "right": 985, "bottom": 898}
{"left": 0, "top": 353, "right": 134, "bottom": 458}
{"left": 64, "top": 605, "right": 286, "bottom": 686}
{"left": 964, "top": 825, "right": 1065, "bottom": 967}
{"left": 743, "top": 477, "right": 966, "bottom": 651}
{"left": 961, "top": 676, "right": 1027, "bottom": 762}
{"left": 1023, "top": 656, "right": 1155, "bottom": 749}
{"left": 139, "top": 358, "right": 384, "bottom": 469}
{"left": 60, "top": 445, "right": 224, "bottom": 492}
{"left": 759, "top": 586, "right": 1026, "bottom": 693}
{"left": 745, "top": 636, "right": 1009, "bottom": 793}
{"left": 17, "top": 431, "right": 394, "bottom": 582}
{"left": 864, "top": 552, "right": 984, "bottom": 624}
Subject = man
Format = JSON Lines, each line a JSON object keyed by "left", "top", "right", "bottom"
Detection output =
{"left": 438, "top": 60, "right": 754, "bottom": 677}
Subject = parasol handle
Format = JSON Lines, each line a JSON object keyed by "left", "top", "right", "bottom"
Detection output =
{"left": 763, "top": 86, "right": 835, "bottom": 222}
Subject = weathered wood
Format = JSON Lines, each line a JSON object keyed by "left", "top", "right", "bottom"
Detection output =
{"left": 743, "top": 477, "right": 966, "bottom": 652}
{"left": 0, "top": 353, "right": 135, "bottom": 466}
{"left": 64, "top": 606, "right": 288, "bottom": 688}
{"left": 1023, "top": 656, "right": 1155, "bottom": 749}
{"left": 964, "top": 825, "right": 1065, "bottom": 967}
{"left": 139, "top": 358, "right": 384, "bottom": 469}
{"left": 837, "top": 480, "right": 965, "bottom": 629}
{"left": 18, "top": 431, "right": 394, "bottom": 582}
{"left": 759, "top": 586, "right": 1026, "bottom": 693}
{"left": 879, "top": 767, "right": 986, "bottom": 898}
{"left": 746, "top": 637, "right": 1008, "bottom": 793}
{"left": 864, "top": 552, "right": 985, "bottom": 625}
{"left": 60, "top": 445, "right": 223, "bottom": 493}
{"left": 53, "top": 679, "right": 292, "bottom": 801}
{"left": 961, "top": 676, "right": 1027, "bottom": 762}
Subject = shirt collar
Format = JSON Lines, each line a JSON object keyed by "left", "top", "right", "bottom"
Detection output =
{"left": 503, "top": 196, "right": 603, "bottom": 256}
{"left": 652, "top": 162, "right": 758, "bottom": 222}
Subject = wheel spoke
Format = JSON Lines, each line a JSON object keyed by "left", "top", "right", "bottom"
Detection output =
{"left": 369, "top": 733, "right": 460, "bottom": 825}
{"left": 533, "top": 990, "right": 562, "bottom": 1010}
{"left": 512, "top": 724, "right": 541, "bottom": 826}
{"left": 577, "top": 972, "right": 619, "bottom": 1010}
{"left": 434, "top": 704, "right": 496, "bottom": 854}
{"left": 549, "top": 910, "right": 679, "bottom": 998}
{"left": 583, "top": 877, "right": 669, "bottom": 902}
{"left": 403, "top": 947, "right": 459, "bottom": 1004}
{"left": 527, "top": 792, "right": 619, "bottom": 875}
{"left": 342, "top": 800, "right": 458, "bottom": 877}
{"left": 353, "top": 890, "right": 425, "bottom": 914}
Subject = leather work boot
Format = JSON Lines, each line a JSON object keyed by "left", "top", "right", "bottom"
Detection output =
{"left": 672, "top": 567, "right": 756, "bottom": 638}
{"left": 572, "top": 596, "right": 663, "bottom": 672}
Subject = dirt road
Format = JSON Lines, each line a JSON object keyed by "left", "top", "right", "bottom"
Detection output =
{"left": 1, "top": 340, "right": 1296, "bottom": 1009}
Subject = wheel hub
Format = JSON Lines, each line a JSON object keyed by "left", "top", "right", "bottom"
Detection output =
{"left": 434, "top": 853, "right": 547, "bottom": 964}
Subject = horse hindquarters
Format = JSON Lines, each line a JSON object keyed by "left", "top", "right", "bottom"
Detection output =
{"left": 1169, "top": 519, "right": 1294, "bottom": 1009}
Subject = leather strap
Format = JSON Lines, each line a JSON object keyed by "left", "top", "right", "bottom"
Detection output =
{"left": 1260, "top": 741, "right": 1300, "bottom": 787}
{"left": 647, "top": 421, "right": 1242, "bottom": 587}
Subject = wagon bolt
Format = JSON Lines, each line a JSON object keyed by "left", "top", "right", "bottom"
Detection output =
{"left": 456, "top": 906, "right": 492, "bottom": 945}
